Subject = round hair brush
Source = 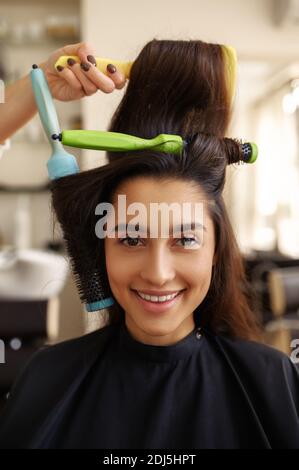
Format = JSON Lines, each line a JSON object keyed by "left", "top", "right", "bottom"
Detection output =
{"left": 30, "top": 65, "right": 114, "bottom": 311}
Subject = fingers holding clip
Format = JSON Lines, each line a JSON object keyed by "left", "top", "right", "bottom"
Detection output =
{"left": 57, "top": 56, "right": 126, "bottom": 96}
{"left": 64, "top": 58, "right": 99, "bottom": 96}
{"left": 55, "top": 65, "right": 85, "bottom": 98}
{"left": 85, "top": 61, "right": 127, "bottom": 91}
{"left": 79, "top": 59, "right": 116, "bottom": 94}
{"left": 77, "top": 41, "right": 127, "bottom": 90}
{"left": 63, "top": 57, "right": 117, "bottom": 95}
{"left": 79, "top": 55, "right": 127, "bottom": 92}
{"left": 58, "top": 41, "right": 127, "bottom": 95}
{"left": 105, "top": 63, "right": 127, "bottom": 90}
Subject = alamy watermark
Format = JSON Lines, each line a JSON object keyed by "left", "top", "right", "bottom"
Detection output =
{"left": 0, "top": 79, "right": 4, "bottom": 104}
{"left": 290, "top": 339, "right": 299, "bottom": 364}
{"left": 95, "top": 196, "right": 208, "bottom": 249}
{"left": 0, "top": 339, "right": 5, "bottom": 364}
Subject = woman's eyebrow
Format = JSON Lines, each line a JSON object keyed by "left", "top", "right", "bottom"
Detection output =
{"left": 113, "top": 222, "right": 207, "bottom": 233}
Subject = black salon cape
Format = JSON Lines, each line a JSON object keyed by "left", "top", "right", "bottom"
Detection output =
{"left": 0, "top": 319, "right": 299, "bottom": 449}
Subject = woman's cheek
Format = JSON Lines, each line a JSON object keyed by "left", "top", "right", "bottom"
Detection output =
{"left": 105, "top": 243, "right": 137, "bottom": 293}
{"left": 183, "top": 252, "right": 213, "bottom": 288}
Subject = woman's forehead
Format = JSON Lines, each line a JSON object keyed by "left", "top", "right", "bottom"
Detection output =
{"left": 108, "top": 179, "right": 214, "bottom": 235}
{"left": 112, "top": 177, "right": 209, "bottom": 205}
{"left": 98, "top": 186, "right": 216, "bottom": 253}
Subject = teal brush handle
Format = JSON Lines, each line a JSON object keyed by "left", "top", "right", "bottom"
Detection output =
{"left": 85, "top": 298, "right": 115, "bottom": 311}
{"left": 30, "top": 65, "right": 79, "bottom": 179}
{"left": 30, "top": 66, "right": 60, "bottom": 147}
{"left": 57, "top": 130, "right": 184, "bottom": 154}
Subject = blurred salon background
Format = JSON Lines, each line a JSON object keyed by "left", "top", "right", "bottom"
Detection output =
{"left": 0, "top": 0, "right": 299, "bottom": 407}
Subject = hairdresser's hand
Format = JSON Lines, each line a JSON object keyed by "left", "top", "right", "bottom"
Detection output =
{"left": 39, "top": 42, "right": 127, "bottom": 102}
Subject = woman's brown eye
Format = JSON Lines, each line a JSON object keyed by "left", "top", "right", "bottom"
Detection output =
{"left": 120, "top": 237, "right": 141, "bottom": 247}
{"left": 176, "top": 237, "right": 197, "bottom": 247}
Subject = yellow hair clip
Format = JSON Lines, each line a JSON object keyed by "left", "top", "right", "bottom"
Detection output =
{"left": 221, "top": 45, "right": 237, "bottom": 106}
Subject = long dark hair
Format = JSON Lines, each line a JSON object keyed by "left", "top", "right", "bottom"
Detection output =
{"left": 50, "top": 39, "right": 262, "bottom": 341}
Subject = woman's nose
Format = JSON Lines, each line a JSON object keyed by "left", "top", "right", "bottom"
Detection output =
{"left": 139, "top": 247, "right": 176, "bottom": 286}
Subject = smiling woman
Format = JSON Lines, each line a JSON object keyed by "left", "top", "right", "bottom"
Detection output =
{"left": 104, "top": 177, "right": 215, "bottom": 346}
{"left": 0, "top": 38, "right": 299, "bottom": 450}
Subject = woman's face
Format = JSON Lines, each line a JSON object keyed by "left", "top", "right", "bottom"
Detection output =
{"left": 104, "top": 177, "right": 216, "bottom": 346}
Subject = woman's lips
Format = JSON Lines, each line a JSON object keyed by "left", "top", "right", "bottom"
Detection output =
{"left": 131, "top": 289, "right": 185, "bottom": 314}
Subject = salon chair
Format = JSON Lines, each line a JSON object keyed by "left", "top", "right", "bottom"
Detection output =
{"left": 265, "top": 266, "right": 299, "bottom": 355}
{"left": 243, "top": 251, "right": 299, "bottom": 356}
{"left": 0, "top": 297, "right": 59, "bottom": 413}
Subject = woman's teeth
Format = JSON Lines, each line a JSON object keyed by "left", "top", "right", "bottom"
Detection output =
{"left": 136, "top": 291, "right": 180, "bottom": 302}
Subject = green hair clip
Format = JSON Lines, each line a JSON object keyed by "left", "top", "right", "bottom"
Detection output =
{"left": 52, "top": 130, "right": 184, "bottom": 155}
{"left": 52, "top": 130, "right": 258, "bottom": 164}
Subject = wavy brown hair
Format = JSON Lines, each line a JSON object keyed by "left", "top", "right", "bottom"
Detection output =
{"left": 50, "top": 39, "right": 262, "bottom": 341}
